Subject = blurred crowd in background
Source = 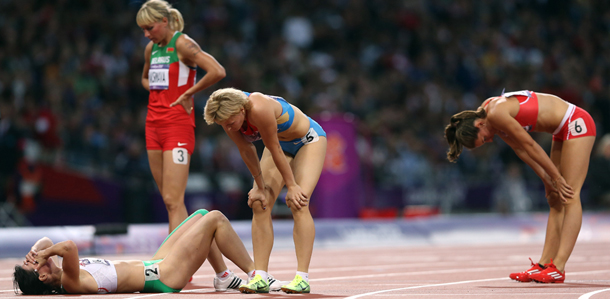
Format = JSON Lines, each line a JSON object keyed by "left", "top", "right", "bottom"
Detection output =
{"left": 1, "top": 0, "right": 610, "bottom": 224}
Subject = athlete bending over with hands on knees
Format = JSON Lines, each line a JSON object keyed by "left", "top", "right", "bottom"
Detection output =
{"left": 445, "top": 90, "right": 596, "bottom": 283}
{"left": 204, "top": 88, "right": 327, "bottom": 293}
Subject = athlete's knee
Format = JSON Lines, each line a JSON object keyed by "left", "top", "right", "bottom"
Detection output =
{"left": 562, "top": 193, "right": 582, "bottom": 206}
{"left": 193, "top": 209, "right": 209, "bottom": 217}
{"left": 163, "top": 196, "right": 185, "bottom": 212}
{"left": 546, "top": 192, "right": 562, "bottom": 208}
{"left": 205, "top": 210, "right": 229, "bottom": 227}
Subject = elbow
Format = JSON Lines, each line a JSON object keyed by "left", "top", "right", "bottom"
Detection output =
{"left": 62, "top": 240, "right": 77, "bottom": 252}
{"left": 216, "top": 66, "right": 226, "bottom": 81}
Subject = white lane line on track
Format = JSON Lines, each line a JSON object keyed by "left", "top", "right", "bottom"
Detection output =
{"left": 124, "top": 288, "right": 212, "bottom": 299}
{"left": 344, "top": 270, "right": 610, "bottom": 299}
{"left": 579, "top": 288, "right": 610, "bottom": 299}
{"left": 344, "top": 277, "right": 508, "bottom": 299}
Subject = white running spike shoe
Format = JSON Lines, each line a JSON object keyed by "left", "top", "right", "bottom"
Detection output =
{"left": 214, "top": 271, "right": 244, "bottom": 291}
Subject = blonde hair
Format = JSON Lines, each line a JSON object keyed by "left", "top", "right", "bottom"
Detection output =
{"left": 444, "top": 107, "right": 487, "bottom": 162}
{"left": 136, "top": 0, "right": 184, "bottom": 32}
{"left": 204, "top": 88, "right": 252, "bottom": 124}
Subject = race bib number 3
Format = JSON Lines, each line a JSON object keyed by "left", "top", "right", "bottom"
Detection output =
{"left": 149, "top": 64, "right": 169, "bottom": 90}
{"left": 172, "top": 148, "right": 188, "bottom": 165}
{"left": 569, "top": 118, "right": 587, "bottom": 136}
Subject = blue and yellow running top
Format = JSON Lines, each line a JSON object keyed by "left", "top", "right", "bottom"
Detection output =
{"left": 239, "top": 92, "right": 295, "bottom": 142}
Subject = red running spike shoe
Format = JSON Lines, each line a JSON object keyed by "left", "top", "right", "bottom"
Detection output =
{"left": 509, "top": 258, "right": 545, "bottom": 282}
{"left": 530, "top": 259, "right": 565, "bottom": 283}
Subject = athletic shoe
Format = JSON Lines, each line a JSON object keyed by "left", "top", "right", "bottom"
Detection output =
{"left": 509, "top": 258, "right": 545, "bottom": 282}
{"left": 239, "top": 274, "right": 269, "bottom": 293}
{"left": 281, "top": 274, "right": 310, "bottom": 294}
{"left": 214, "top": 272, "right": 244, "bottom": 291}
{"left": 530, "top": 259, "right": 565, "bottom": 283}
{"left": 268, "top": 274, "right": 282, "bottom": 292}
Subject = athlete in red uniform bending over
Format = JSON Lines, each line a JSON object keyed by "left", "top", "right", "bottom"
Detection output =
{"left": 445, "top": 90, "right": 596, "bottom": 283}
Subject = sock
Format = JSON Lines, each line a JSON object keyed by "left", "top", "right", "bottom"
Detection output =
{"left": 216, "top": 269, "right": 231, "bottom": 280}
{"left": 247, "top": 270, "right": 255, "bottom": 279}
{"left": 256, "top": 270, "right": 268, "bottom": 281}
{"left": 296, "top": 271, "right": 309, "bottom": 282}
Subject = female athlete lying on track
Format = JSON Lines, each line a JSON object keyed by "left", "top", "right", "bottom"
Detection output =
{"left": 13, "top": 210, "right": 282, "bottom": 294}
{"left": 445, "top": 90, "right": 596, "bottom": 283}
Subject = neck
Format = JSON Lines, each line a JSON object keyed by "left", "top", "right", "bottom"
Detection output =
{"left": 157, "top": 30, "right": 175, "bottom": 47}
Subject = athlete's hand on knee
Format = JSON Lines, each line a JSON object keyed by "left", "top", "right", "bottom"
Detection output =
{"left": 286, "top": 185, "right": 308, "bottom": 210}
{"left": 169, "top": 92, "right": 194, "bottom": 115}
{"left": 248, "top": 187, "right": 268, "bottom": 210}
{"left": 553, "top": 176, "right": 574, "bottom": 203}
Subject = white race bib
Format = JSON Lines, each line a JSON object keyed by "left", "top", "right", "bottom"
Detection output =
{"left": 301, "top": 127, "right": 320, "bottom": 145}
{"left": 149, "top": 64, "right": 169, "bottom": 90}
{"left": 569, "top": 118, "right": 587, "bottom": 136}
{"left": 172, "top": 147, "right": 188, "bottom": 165}
{"left": 144, "top": 263, "right": 161, "bottom": 281}
{"left": 503, "top": 90, "right": 530, "bottom": 98}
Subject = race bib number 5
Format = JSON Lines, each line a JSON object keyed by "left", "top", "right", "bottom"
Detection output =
{"left": 301, "top": 128, "right": 320, "bottom": 145}
{"left": 149, "top": 64, "right": 169, "bottom": 90}
{"left": 569, "top": 118, "right": 587, "bottom": 136}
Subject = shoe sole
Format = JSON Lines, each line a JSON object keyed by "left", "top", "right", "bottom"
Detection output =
{"left": 532, "top": 279, "right": 564, "bottom": 283}
{"left": 239, "top": 287, "right": 269, "bottom": 294}
{"left": 281, "top": 287, "right": 310, "bottom": 294}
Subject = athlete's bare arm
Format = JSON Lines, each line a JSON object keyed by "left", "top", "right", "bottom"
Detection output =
{"left": 141, "top": 41, "right": 153, "bottom": 91}
{"left": 248, "top": 93, "right": 308, "bottom": 209}
{"left": 34, "top": 241, "right": 89, "bottom": 293}
{"left": 487, "top": 104, "right": 574, "bottom": 201}
{"left": 169, "top": 35, "right": 226, "bottom": 112}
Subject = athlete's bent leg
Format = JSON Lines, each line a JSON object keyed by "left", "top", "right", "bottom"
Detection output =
{"left": 160, "top": 211, "right": 253, "bottom": 289}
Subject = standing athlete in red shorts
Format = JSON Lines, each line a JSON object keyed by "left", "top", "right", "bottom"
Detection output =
{"left": 444, "top": 90, "right": 596, "bottom": 283}
{"left": 135, "top": 1, "right": 254, "bottom": 290}
{"left": 136, "top": 0, "right": 225, "bottom": 232}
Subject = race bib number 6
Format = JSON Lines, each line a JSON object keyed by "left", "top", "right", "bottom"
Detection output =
{"left": 569, "top": 118, "right": 587, "bottom": 136}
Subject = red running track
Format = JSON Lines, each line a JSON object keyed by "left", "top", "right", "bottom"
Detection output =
{"left": 1, "top": 240, "right": 609, "bottom": 298}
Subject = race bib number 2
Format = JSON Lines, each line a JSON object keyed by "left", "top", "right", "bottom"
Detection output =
{"left": 149, "top": 64, "right": 169, "bottom": 90}
{"left": 569, "top": 118, "right": 587, "bottom": 136}
{"left": 144, "top": 263, "right": 161, "bottom": 281}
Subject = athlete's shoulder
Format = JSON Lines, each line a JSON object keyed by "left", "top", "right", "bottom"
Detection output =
{"left": 249, "top": 92, "right": 266, "bottom": 99}
{"left": 175, "top": 33, "right": 197, "bottom": 46}
{"left": 144, "top": 41, "right": 154, "bottom": 54}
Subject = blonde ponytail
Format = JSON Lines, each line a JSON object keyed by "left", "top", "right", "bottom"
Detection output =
{"left": 168, "top": 8, "right": 184, "bottom": 32}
